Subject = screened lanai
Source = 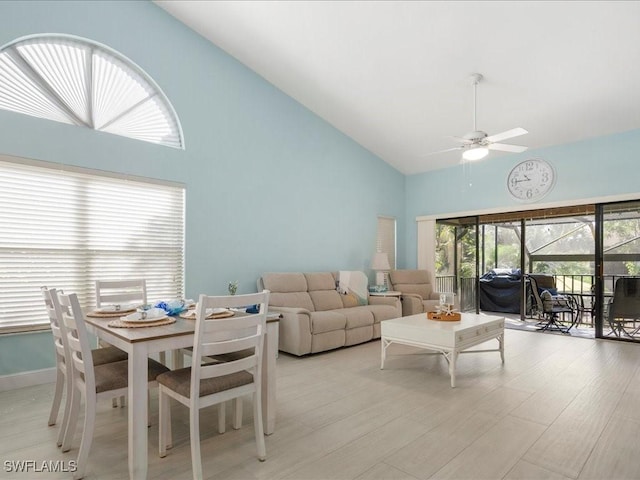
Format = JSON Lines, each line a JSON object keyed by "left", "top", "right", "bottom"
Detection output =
{"left": 435, "top": 200, "right": 640, "bottom": 342}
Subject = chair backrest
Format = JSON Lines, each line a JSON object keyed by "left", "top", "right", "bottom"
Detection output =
{"left": 528, "top": 274, "right": 556, "bottom": 291}
{"left": 58, "top": 292, "right": 96, "bottom": 394}
{"left": 388, "top": 269, "right": 433, "bottom": 299}
{"left": 191, "top": 290, "right": 270, "bottom": 400}
{"left": 95, "top": 279, "right": 147, "bottom": 308}
{"left": 42, "top": 287, "right": 69, "bottom": 370}
{"left": 610, "top": 277, "right": 640, "bottom": 319}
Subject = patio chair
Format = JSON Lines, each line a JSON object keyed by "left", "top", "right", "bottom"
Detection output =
{"left": 607, "top": 277, "right": 640, "bottom": 337}
{"left": 528, "top": 274, "right": 577, "bottom": 334}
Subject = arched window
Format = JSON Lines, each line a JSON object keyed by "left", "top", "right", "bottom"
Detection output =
{"left": 0, "top": 34, "right": 184, "bottom": 149}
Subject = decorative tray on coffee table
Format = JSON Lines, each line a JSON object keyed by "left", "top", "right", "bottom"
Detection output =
{"left": 427, "top": 311, "right": 461, "bottom": 321}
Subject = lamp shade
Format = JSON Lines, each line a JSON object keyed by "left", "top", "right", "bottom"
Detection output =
{"left": 371, "top": 252, "right": 391, "bottom": 271}
{"left": 462, "top": 147, "right": 489, "bottom": 161}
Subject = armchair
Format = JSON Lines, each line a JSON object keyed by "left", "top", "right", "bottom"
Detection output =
{"left": 388, "top": 269, "right": 442, "bottom": 316}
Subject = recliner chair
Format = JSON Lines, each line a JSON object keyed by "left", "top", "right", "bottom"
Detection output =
{"left": 388, "top": 269, "right": 443, "bottom": 316}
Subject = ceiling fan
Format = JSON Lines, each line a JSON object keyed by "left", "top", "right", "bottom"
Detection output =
{"left": 429, "top": 73, "right": 528, "bottom": 161}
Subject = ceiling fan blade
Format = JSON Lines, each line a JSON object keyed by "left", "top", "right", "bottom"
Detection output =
{"left": 421, "top": 146, "right": 464, "bottom": 157}
{"left": 485, "top": 127, "right": 528, "bottom": 143}
{"left": 488, "top": 143, "right": 528, "bottom": 153}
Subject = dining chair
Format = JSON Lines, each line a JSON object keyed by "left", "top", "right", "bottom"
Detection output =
{"left": 95, "top": 278, "right": 164, "bottom": 407}
{"left": 157, "top": 290, "right": 270, "bottom": 479}
{"left": 42, "top": 287, "right": 128, "bottom": 447}
{"left": 95, "top": 279, "right": 148, "bottom": 309}
{"left": 56, "top": 291, "right": 170, "bottom": 480}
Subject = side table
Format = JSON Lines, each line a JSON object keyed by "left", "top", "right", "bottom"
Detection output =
{"left": 369, "top": 290, "right": 402, "bottom": 298}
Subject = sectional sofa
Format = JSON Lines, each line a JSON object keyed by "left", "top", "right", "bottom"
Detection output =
{"left": 259, "top": 272, "right": 401, "bottom": 356}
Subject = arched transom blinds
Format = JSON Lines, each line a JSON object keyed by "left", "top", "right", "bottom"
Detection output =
{"left": 0, "top": 34, "right": 184, "bottom": 149}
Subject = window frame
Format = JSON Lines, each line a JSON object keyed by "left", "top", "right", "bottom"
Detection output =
{"left": 0, "top": 155, "right": 185, "bottom": 334}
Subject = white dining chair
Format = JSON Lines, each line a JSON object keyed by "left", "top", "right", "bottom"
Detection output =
{"left": 95, "top": 279, "right": 148, "bottom": 310}
{"left": 157, "top": 290, "right": 270, "bottom": 479}
{"left": 57, "top": 291, "right": 170, "bottom": 480}
{"left": 42, "top": 287, "right": 128, "bottom": 447}
{"left": 95, "top": 278, "right": 164, "bottom": 407}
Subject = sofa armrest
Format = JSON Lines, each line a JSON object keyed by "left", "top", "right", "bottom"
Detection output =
{"left": 399, "top": 293, "right": 425, "bottom": 316}
{"left": 267, "top": 306, "right": 312, "bottom": 356}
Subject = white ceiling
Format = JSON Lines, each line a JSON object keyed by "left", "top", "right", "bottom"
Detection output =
{"left": 155, "top": 1, "right": 640, "bottom": 175}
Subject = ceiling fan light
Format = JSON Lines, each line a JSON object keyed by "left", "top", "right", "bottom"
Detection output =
{"left": 463, "top": 147, "right": 489, "bottom": 161}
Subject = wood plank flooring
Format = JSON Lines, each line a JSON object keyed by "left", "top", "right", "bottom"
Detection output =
{"left": 1, "top": 329, "right": 640, "bottom": 479}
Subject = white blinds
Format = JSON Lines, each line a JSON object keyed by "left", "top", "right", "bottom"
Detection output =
{"left": 0, "top": 34, "right": 184, "bottom": 149}
{"left": 376, "top": 216, "right": 396, "bottom": 270}
{"left": 0, "top": 158, "right": 185, "bottom": 332}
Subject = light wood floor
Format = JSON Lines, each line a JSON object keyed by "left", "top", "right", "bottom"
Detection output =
{"left": 2, "top": 329, "right": 640, "bottom": 479}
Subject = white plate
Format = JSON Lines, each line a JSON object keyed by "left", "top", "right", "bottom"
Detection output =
{"left": 97, "top": 303, "right": 138, "bottom": 313}
{"left": 182, "top": 308, "right": 231, "bottom": 319}
{"left": 123, "top": 308, "right": 167, "bottom": 322}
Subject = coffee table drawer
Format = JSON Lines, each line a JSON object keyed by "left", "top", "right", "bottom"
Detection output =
{"left": 456, "top": 319, "right": 504, "bottom": 345}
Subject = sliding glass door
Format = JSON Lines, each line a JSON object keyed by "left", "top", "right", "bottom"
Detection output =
{"left": 601, "top": 200, "right": 640, "bottom": 342}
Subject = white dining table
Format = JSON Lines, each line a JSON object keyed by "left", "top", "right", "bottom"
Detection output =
{"left": 84, "top": 311, "right": 279, "bottom": 480}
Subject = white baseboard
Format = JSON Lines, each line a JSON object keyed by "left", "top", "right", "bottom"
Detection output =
{"left": 0, "top": 368, "right": 56, "bottom": 392}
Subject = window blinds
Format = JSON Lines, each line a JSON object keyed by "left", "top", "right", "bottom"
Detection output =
{"left": 376, "top": 216, "right": 396, "bottom": 270}
{"left": 0, "top": 158, "right": 185, "bottom": 332}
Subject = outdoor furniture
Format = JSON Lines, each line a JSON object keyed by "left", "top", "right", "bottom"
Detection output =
{"left": 528, "top": 274, "right": 577, "bottom": 334}
{"left": 607, "top": 277, "right": 640, "bottom": 337}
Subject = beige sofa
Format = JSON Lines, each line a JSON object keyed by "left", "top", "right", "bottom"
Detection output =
{"left": 388, "top": 269, "right": 442, "bottom": 316}
{"left": 259, "top": 272, "right": 401, "bottom": 356}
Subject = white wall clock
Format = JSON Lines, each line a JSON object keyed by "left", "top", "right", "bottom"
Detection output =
{"left": 507, "top": 158, "right": 556, "bottom": 202}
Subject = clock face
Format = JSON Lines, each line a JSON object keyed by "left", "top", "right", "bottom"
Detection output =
{"left": 507, "top": 159, "right": 555, "bottom": 202}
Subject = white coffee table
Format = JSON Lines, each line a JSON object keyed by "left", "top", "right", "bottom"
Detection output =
{"left": 381, "top": 312, "right": 505, "bottom": 387}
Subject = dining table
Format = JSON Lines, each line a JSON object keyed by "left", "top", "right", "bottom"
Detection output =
{"left": 83, "top": 309, "right": 280, "bottom": 480}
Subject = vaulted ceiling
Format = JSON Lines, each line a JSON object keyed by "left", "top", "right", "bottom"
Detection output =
{"left": 156, "top": 1, "right": 640, "bottom": 174}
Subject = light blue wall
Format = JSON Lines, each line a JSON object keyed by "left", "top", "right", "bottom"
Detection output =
{"left": 403, "top": 129, "right": 640, "bottom": 267}
{"left": 0, "top": 1, "right": 405, "bottom": 375}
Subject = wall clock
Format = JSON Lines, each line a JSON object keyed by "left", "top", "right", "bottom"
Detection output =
{"left": 507, "top": 158, "right": 555, "bottom": 202}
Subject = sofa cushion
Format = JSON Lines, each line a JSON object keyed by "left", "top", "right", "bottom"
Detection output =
{"left": 304, "top": 272, "right": 336, "bottom": 291}
{"left": 334, "top": 306, "right": 374, "bottom": 329}
{"left": 262, "top": 273, "right": 308, "bottom": 293}
{"left": 269, "top": 292, "right": 315, "bottom": 311}
{"left": 309, "top": 290, "right": 344, "bottom": 311}
{"left": 309, "top": 311, "right": 346, "bottom": 333}
{"left": 366, "top": 304, "right": 401, "bottom": 323}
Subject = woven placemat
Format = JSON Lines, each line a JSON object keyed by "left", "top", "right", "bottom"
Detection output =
{"left": 87, "top": 309, "right": 136, "bottom": 318}
{"left": 107, "top": 317, "right": 176, "bottom": 328}
{"left": 179, "top": 310, "right": 235, "bottom": 320}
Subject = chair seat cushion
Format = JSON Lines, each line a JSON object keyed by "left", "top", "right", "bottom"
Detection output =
{"left": 157, "top": 367, "right": 253, "bottom": 398}
{"left": 91, "top": 346, "right": 128, "bottom": 365}
{"left": 93, "top": 358, "right": 169, "bottom": 393}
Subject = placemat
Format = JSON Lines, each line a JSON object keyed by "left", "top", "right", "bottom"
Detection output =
{"left": 179, "top": 310, "right": 235, "bottom": 320}
{"left": 107, "top": 317, "right": 176, "bottom": 328}
{"left": 87, "top": 309, "right": 136, "bottom": 318}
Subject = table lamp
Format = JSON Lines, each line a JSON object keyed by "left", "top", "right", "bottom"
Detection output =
{"left": 371, "top": 252, "right": 391, "bottom": 290}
